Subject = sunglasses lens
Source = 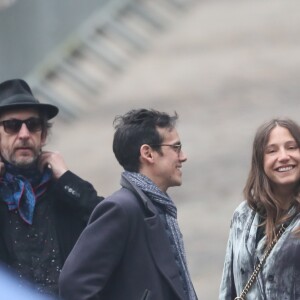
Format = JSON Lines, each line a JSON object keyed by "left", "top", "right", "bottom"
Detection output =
{"left": 2, "top": 118, "right": 42, "bottom": 134}
{"left": 3, "top": 120, "right": 22, "bottom": 134}
{"left": 26, "top": 118, "right": 43, "bottom": 132}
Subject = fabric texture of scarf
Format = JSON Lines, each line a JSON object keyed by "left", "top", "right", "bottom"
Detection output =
{"left": 0, "top": 162, "right": 52, "bottom": 225}
{"left": 123, "top": 171, "right": 197, "bottom": 300}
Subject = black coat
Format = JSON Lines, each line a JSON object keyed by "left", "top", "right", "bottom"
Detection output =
{"left": 0, "top": 171, "right": 103, "bottom": 280}
{"left": 59, "top": 175, "right": 196, "bottom": 300}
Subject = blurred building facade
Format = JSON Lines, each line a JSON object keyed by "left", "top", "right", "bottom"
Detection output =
{"left": 0, "top": 0, "right": 192, "bottom": 121}
{"left": 0, "top": 0, "right": 106, "bottom": 81}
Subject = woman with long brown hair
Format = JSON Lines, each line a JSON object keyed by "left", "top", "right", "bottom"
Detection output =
{"left": 219, "top": 118, "right": 300, "bottom": 300}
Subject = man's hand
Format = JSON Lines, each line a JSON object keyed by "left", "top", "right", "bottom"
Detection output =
{"left": 39, "top": 151, "right": 69, "bottom": 180}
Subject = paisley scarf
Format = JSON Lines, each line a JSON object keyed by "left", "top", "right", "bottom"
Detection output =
{"left": 0, "top": 162, "right": 52, "bottom": 225}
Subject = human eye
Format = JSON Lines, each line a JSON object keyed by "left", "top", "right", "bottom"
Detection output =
{"left": 265, "top": 146, "right": 276, "bottom": 154}
{"left": 173, "top": 143, "right": 182, "bottom": 153}
{"left": 287, "top": 143, "right": 299, "bottom": 150}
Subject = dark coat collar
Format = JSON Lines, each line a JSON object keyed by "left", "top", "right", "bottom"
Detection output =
{"left": 120, "top": 173, "right": 187, "bottom": 300}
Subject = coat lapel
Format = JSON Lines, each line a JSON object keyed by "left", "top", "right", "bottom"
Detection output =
{"left": 144, "top": 204, "right": 186, "bottom": 300}
{"left": 120, "top": 176, "right": 185, "bottom": 299}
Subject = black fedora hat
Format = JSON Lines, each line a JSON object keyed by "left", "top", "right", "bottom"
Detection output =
{"left": 0, "top": 79, "right": 58, "bottom": 120}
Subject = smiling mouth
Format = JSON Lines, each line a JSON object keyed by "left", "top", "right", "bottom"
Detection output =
{"left": 276, "top": 166, "right": 294, "bottom": 172}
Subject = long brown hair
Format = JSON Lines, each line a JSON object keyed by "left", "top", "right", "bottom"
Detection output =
{"left": 243, "top": 118, "right": 300, "bottom": 246}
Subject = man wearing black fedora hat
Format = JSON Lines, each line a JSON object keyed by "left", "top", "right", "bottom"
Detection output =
{"left": 0, "top": 79, "right": 103, "bottom": 297}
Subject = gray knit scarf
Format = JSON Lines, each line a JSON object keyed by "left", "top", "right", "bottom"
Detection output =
{"left": 123, "top": 171, "right": 197, "bottom": 300}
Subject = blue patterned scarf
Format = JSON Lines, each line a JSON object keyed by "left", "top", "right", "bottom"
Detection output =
{"left": 123, "top": 171, "right": 197, "bottom": 300}
{"left": 0, "top": 162, "right": 52, "bottom": 225}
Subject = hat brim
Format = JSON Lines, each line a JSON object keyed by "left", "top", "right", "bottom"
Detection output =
{"left": 0, "top": 102, "right": 59, "bottom": 120}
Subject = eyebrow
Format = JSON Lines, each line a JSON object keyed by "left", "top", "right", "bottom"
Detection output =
{"left": 170, "top": 141, "right": 181, "bottom": 145}
{"left": 265, "top": 140, "right": 298, "bottom": 148}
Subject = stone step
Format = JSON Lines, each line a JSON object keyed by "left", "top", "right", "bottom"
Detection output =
{"left": 27, "top": 0, "right": 196, "bottom": 121}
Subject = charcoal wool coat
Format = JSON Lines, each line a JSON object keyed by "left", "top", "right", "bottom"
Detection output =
{"left": 219, "top": 201, "right": 300, "bottom": 300}
{"left": 59, "top": 175, "right": 194, "bottom": 300}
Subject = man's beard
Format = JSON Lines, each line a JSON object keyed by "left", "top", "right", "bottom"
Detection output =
{"left": 13, "top": 157, "right": 38, "bottom": 169}
{"left": 10, "top": 145, "right": 40, "bottom": 169}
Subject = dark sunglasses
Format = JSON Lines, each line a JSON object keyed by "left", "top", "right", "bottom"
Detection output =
{"left": 0, "top": 117, "right": 43, "bottom": 134}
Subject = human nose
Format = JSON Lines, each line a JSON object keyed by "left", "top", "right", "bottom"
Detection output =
{"left": 18, "top": 123, "right": 30, "bottom": 138}
{"left": 278, "top": 148, "right": 289, "bottom": 161}
{"left": 179, "top": 150, "right": 187, "bottom": 162}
